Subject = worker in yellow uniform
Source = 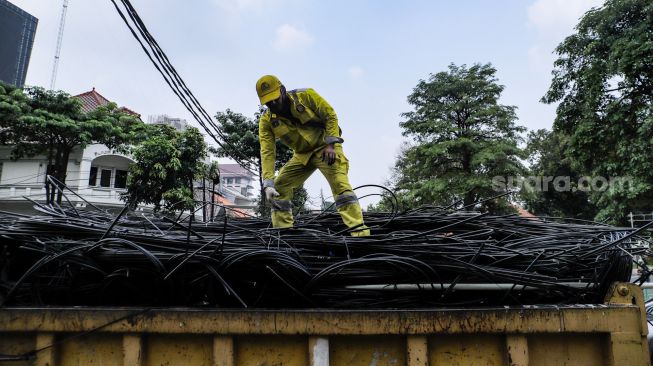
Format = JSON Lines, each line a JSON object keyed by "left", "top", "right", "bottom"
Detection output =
{"left": 256, "top": 75, "right": 370, "bottom": 236}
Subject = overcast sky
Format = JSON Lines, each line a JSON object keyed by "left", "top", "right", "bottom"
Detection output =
{"left": 10, "top": 0, "right": 603, "bottom": 208}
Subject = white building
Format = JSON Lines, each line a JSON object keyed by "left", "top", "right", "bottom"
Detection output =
{"left": 0, "top": 88, "right": 263, "bottom": 218}
{"left": 147, "top": 114, "right": 188, "bottom": 131}
{"left": 219, "top": 163, "right": 255, "bottom": 199}
{"left": 0, "top": 88, "right": 139, "bottom": 213}
{"left": 0, "top": 143, "right": 136, "bottom": 213}
{"left": 213, "top": 163, "right": 257, "bottom": 216}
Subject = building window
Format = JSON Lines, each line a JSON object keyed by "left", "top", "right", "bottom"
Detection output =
{"left": 88, "top": 166, "right": 98, "bottom": 186}
{"left": 100, "top": 169, "right": 112, "bottom": 187}
{"left": 235, "top": 177, "right": 241, "bottom": 184}
{"left": 89, "top": 166, "right": 128, "bottom": 189}
{"left": 226, "top": 178, "right": 233, "bottom": 184}
{"left": 115, "top": 170, "right": 128, "bottom": 189}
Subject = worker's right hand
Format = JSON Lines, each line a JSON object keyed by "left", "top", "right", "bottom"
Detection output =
{"left": 265, "top": 187, "right": 280, "bottom": 201}
{"left": 321, "top": 144, "right": 336, "bottom": 165}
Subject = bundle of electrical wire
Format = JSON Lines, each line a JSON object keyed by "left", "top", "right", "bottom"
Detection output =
{"left": 0, "top": 204, "right": 650, "bottom": 308}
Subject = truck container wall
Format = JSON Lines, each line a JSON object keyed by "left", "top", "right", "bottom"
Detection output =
{"left": 0, "top": 283, "right": 649, "bottom": 366}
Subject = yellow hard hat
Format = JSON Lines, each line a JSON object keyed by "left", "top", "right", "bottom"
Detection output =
{"left": 256, "top": 75, "right": 282, "bottom": 104}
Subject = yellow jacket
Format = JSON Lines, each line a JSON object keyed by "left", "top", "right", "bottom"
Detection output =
{"left": 259, "top": 88, "right": 343, "bottom": 187}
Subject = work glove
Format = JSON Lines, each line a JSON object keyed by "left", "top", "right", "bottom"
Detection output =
{"left": 321, "top": 144, "right": 336, "bottom": 165}
{"left": 265, "top": 186, "right": 280, "bottom": 201}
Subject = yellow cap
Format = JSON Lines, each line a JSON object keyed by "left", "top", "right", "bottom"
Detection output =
{"left": 256, "top": 75, "right": 282, "bottom": 104}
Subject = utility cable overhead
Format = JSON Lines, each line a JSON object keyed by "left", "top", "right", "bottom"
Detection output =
{"left": 109, "top": 0, "right": 257, "bottom": 174}
{"left": 112, "top": 0, "right": 251, "bottom": 168}
{"left": 118, "top": 1, "right": 220, "bottom": 133}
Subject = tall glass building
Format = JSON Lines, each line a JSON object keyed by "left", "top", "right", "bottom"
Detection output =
{"left": 0, "top": 0, "right": 38, "bottom": 87}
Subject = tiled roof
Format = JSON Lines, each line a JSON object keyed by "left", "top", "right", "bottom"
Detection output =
{"left": 214, "top": 195, "right": 250, "bottom": 218}
{"left": 75, "top": 88, "right": 110, "bottom": 113}
{"left": 119, "top": 106, "right": 140, "bottom": 117}
{"left": 74, "top": 88, "right": 141, "bottom": 118}
{"left": 515, "top": 206, "right": 537, "bottom": 219}
{"left": 219, "top": 163, "right": 253, "bottom": 178}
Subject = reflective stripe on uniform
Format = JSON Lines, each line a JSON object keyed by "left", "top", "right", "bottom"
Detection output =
{"left": 271, "top": 199, "right": 292, "bottom": 212}
{"left": 325, "top": 136, "right": 344, "bottom": 144}
{"left": 335, "top": 192, "right": 359, "bottom": 208}
{"left": 263, "top": 179, "right": 275, "bottom": 188}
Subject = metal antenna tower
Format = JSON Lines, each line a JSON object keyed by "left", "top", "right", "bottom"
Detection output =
{"left": 50, "top": 0, "right": 69, "bottom": 90}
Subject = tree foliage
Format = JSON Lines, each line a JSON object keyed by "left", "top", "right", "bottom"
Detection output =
{"left": 0, "top": 82, "right": 144, "bottom": 202}
{"left": 214, "top": 108, "right": 307, "bottom": 215}
{"left": 520, "top": 129, "right": 598, "bottom": 219}
{"left": 380, "top": 63, "right": 526, "bottom": 212}
{"left": 543, "top": 0, "right": 653, "bottom": 223}
{"left": 125, "top": 125, "right": 208, "bottom": 212}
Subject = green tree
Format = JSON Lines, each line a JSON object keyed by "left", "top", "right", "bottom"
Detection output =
{"left": 389, "top": 63, "right": 526, "bottom": 212}
{"left": 520, "top": 129, "right": 598, "bottom": 219}
{"left": 125, "top": 125, "right": 208, "bottom": 212}
{"left": 213, "top": 108, "right": 307, "bottom": 215}
{"left": 543, "top": 0, "right": 653, "bottom": 223}
{"left": 0, "top": 82, "right": 144, "bottom": 203}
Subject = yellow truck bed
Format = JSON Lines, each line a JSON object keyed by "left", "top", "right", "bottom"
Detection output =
{"left": 0, "top": 283, "right": 649, "bottom": 366}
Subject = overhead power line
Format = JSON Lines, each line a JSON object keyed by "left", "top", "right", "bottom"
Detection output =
{"left": 108, "top": 0, "right": 257, "bottom": 174}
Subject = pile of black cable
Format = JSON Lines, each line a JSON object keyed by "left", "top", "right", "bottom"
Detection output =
{"left": 0, "top": 207, "right": 650, "bottom": 308}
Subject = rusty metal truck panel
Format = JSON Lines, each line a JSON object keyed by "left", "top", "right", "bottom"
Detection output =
{"left": 0, "top": 283, "right": 649, "bottom": 365}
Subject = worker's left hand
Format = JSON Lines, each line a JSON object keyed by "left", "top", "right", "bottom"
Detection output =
{"left": 265, "top": 187, "right": 280, "bottom": 201}
{"left": 322, "top": 144, "right": 336, "bottom": 165}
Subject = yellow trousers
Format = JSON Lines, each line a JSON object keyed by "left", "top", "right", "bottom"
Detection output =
{"left": 270, "top": 145, "right": 370, "bottom": 236}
